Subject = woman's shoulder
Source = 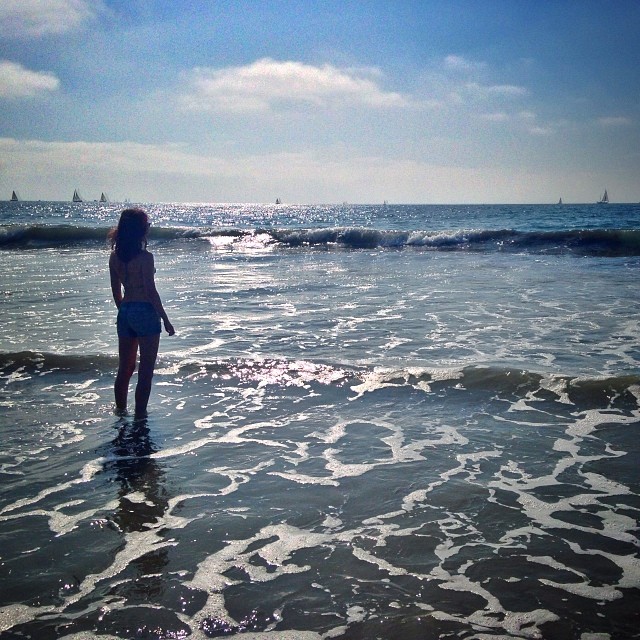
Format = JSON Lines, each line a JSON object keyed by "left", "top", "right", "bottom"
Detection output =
{"left": 137, "top": 250, "right": 155, "bottom": 272}
{"left": 128, "top": 249, "right": 154, "bottom": 262}
{"left": 110, "top": 250, "right": 153, "bottom": 267}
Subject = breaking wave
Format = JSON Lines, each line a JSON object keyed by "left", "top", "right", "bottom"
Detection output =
{"left": 2, "top": 223, "right": 640, "bottom": 256}
{"left": 3, "top": 350, "right": 639, "bottom": 409}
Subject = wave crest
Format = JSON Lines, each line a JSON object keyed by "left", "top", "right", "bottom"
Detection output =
{"left": 2, "top": 351, "right": 638, "bottom": 407}
{"left": 2, "top": 223, "right": 640, "bottom": 256}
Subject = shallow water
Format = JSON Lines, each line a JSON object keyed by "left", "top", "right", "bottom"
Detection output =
{"left": 1, "top": 202, "right": 639, "bottom": 638}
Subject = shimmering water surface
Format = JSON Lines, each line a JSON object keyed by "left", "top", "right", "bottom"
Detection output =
{"left": 1, "top": 202, "right": 639, "bottom": 639}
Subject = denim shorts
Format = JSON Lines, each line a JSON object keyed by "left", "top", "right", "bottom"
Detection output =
{"left": 117, "top": 302, "right": 161, "bottom": 338}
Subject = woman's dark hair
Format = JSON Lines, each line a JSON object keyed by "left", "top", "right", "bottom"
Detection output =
{"left": 108, "top": 208, "right": 149, "bottom": 262}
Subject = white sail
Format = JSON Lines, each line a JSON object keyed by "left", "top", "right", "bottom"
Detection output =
{"left": 72, "top": 189, "right": 83, "bottom": 202}
{"left": 100, "top": 192, "right": 109, "bottom": 203}
{"left": 598, "top": 189, "right": 609, "bottom": 204}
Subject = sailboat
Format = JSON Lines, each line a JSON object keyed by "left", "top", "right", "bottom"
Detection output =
{"left": 72, "top": 189, "right": 83, "bottom": 203}
{"left": 10, "top": 190, "right": 20, "bottom": 202}
{"left": 597, "top": 189, "right": 609, "bottom": 204}
{"left": 99, "top": 192, "right": 109, "bottom": 203}
{"left": 557, "top": 197, "right": 563, "bottom": 205}
{"left": 275, "top": 198, "right": 282, "bottom": 204}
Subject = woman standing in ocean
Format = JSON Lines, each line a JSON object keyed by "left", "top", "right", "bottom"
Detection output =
{"left": 108, "top": 208, "right": 175, "bottom": 417}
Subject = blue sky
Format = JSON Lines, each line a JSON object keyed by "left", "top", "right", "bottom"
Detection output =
{"left": 1, "top": 0, "right": 638, "bottom": 203}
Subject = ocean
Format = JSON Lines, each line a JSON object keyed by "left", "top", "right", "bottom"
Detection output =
{"left": 1, "top": 201, "right": 639, "bottom": 639}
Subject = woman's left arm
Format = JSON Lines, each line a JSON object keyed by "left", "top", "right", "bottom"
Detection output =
{"left": 142, "top": 252, "right": 175, "bottom": 335}
{"left": 109, "top": 252, "right": 123, "bottom": 308}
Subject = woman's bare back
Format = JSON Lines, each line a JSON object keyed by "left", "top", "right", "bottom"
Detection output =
{"left": 110, "top": 250, "right": 154, "bottom": 303}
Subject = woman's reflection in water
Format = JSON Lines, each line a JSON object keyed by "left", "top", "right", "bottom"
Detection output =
{"left": 108, "top": 417, "right": 170, "bottom": 578}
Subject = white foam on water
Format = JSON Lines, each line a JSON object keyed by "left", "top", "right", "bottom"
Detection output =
{"left": 540, "top": 374, "right": 573, "bottom": 404}
{"left": 481, "top": 406, "right": 639, "bottom": 611}
{"left": 150, "top": 436, "right": 220, "bottom": 460}
{"left": 564, "top": 540, "right": 640, "bottom": 590}
{"left": 164, "top": 492, "right": 220, "bottom": 530}
{"left": 0, "top": 459, "right": 25, "bottom": 475}
{"left": 380, "top": 336, "right": 412, "bottom": 352}
{"left": 400, "top": 489, "right": 431, "bottom": 512}
{"left": 429, "top": 607, "right": 559, "bottom": 638}
{"left": 205, "top": 461, "right": 274, "bottom": 496}
{"left": 350, "top": 546, "right": 409, "bottom": 577}
{"left": 273, "top": 415, "right": 470, "bottom": 487}
{"left": 425, "top": 449, "right": 502, "bottom": 496}
{"left": 4, "top": 367, "right": 31, "bottom": 385}
{"left": 268, "top": 471, "right": 340, "bottom": 486}
{"left": 49, "top": 499, "right": 119, "bottom": 535}
{"left": 538, "top": 578, "right": 621, "bottom": 601}
{"left": 308, "top": 421, "right": 348, "bottom": 444}
{"left": 323, "top": 447, "right": 378, "bottom": 479}
{"left": 321, "top": 514, "right": 343, "bottom": 529}
{"left": 214, "top": 421, "right": 290, "bottom": 448}
{"left": 0, "top": 457, "right": 103, "bottom": 516}
{"left": 0, "top": 503, "right": 185, "bottom": 633}
{"left": 427, "top": 528, "right": 563, "bottom": 636}
{"left": 124, "top": 491, "right": 152, "bottom": 505}
{"left": 159, "top": 340, "right": 227, "bottom": 364}
{"left": 63, "top": 529, "right": 177, "bottom": 608}
{"left": 218, "top": 633, "right": 321, "bottom": 640}
{"left": 350, "top": 366, "right": 464, "bottom": 398}
{"left": 0, "top": 603, "right": 54, "bottom": 633}
{"left": 582, "top": 471, "right": 633, "bottom": 495}
{"left": 52, "top": 421, "right": 87, "bottom": 446}
{"left": 57, "top": 634, "right": 122, "bottom": 639}
{"left": 194, "top": 411, "right": 233, "bottom": 430}
{"left": 185, "top": 523, "right": 332, "bottom": 629}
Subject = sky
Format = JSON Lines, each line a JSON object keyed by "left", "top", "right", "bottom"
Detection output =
{"left": 0, "top": 0, "right": 639, "bottom": 204}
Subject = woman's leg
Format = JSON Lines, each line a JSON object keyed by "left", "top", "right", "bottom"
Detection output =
{"left": 135, "top": 333, "right": 160, "bottom": 417}
{"left": 115, "top": 336, "right": 139, "bottom": 412}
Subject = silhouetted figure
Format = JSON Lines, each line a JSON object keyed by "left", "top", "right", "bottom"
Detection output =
{"left": 108, "top": 209, "right": 175, "bottom": 416}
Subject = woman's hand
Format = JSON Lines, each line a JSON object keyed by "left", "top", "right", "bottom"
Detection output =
{"left": 164, "top": 320, "right": 176, "bottom": 336}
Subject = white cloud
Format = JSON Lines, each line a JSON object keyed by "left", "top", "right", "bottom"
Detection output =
{"left": 430, "top": 73, "right": 529, "bottom": 110}
{"left": 480, "top": 112, "right": 510, "bottom": 122}
{"left": 444, "top": 55, "right": 486, "bottom": 72}
{"left": 597, "top": 116, "right": 632, "bottom": 127}
{"left": 0, "top": 60, "right": 59, "bottom": 97}
{"left": 478, "top": 109, "right": 556, "bottom": 136}
{"left": 528, "top": 125, "right": 553, "bottom": 136}
{"left": 519, "top": 111, "right": 555, "bottom": 135}
{"left": 181, "top": 58, "right": 408, "bottom": 113}
{"left": 0, "top": 0, "right": 98, "bottom": 38}
{"left": 465, "top": 82, "right": 529, "bottom": 98}
{"left": 0, "top": 138, "right": 228, "bottom": 176}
